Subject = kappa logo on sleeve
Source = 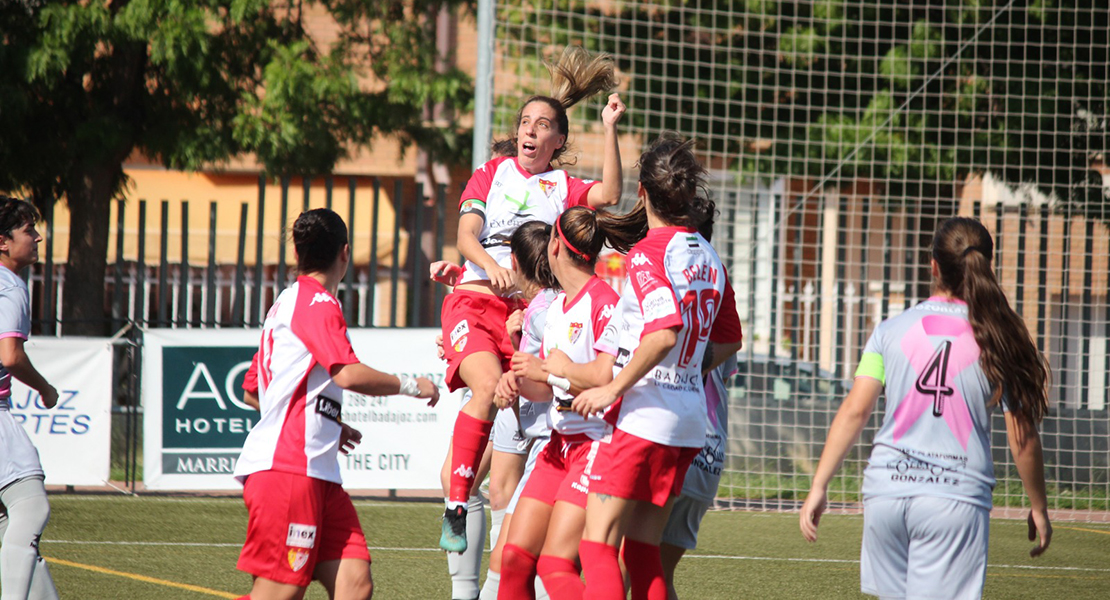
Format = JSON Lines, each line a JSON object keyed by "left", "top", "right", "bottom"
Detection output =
{"left": 310, "top": 292, "right": 337, "bottom": 307}
{"left": 287, "top": 523, "right": 317, "bottom": 549}
{"left": 599, "top": 304, "right": 614, "bottom": 320}
{"left": 630, "top": 252, "right": 651, "bottom": 267}
{"left": 642, "top": 287, "right": 678, "bottom": 321}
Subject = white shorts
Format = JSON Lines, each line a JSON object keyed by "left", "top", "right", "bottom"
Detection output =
{"left": 459, "top": 389, "right": 528, "bottom": 455}
{"left": 492, "top": 407, "right": 528, "bottom": 455}
{"left": 660, "top": 494, "right": 712, "bottom": 550}
{"left": 507, "top": 436, "right": 549, "bottom": 514}
{"left": 861, "top": 496, "right": 989, "bottom": 600}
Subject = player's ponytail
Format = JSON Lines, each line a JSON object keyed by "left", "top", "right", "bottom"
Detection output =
{"left": 547, "top": 46, "right": 618, "bottom": 111}
{"left": 932, "top": 217, "right": 1049, "bottom": 423}
{"left": 508, "top": 47, "right": 617, "bottom": 165}
{"left": 510, "top": 221, "right": 558, "bottom": 291}
{"left": 638, "top": 133, "right": 715, "bottom": 230}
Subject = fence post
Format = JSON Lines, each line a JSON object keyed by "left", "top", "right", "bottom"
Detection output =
{"left": 411, "top": 182, "right": 425, "bottom": 327}
{"left": 158, "top": 201, "right": 170, "bottom": 327}
{"left": 345, "top": 177, "right": 357, "bottom": 324}
{"left": 1036, "top": 207, "right": 1049, "bottom": 350}
{"left": 277, "top": 177, "right": 290, "bottom": 292}
{"left": 391, "top": 180, "right": 403, "bottom": 327}
{"left": 232, "top": 202, "right": 249, "bottom": 327}
{"left": 253, "top": 175, "right": 266, "bottom": 326}
{"left": 205, "top": 201, "right": 218, "bottom": 327}
{"left": 1015, "top": 202, "right": 1028, "bottom": 316}
{"left": 434, "top": 183, "right": 447, "bottom": 327}
{"left": 768, "top": 193, "right": 780, "bottom": 361}
{"left": 326, "top": 176, "right": 334, "bottom": 212}
{"left": 1080, "top": 219, "right": 1094, "bottom": 410}
{"left": 42, "top": 200, "right": 55, "bottom": 336}
{"left": 112, "top": 200, "right": 127, "bottom": 332}
{"left": 368, "top": 178, "right": 381, "bottom": 327}
{"left": 179, "top": 202, "right": 190, "bottom": 328}
{"left": 134, "top": 201, "right": 147, "bottom": 327}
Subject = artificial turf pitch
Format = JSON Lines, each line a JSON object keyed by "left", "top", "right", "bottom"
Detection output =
{"left": 39, "top": 495, "right": 1110, "bottom": 599}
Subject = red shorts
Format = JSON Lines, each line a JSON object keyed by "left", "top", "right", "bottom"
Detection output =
{"left": 441, "top": 289, "right": 525, "bottom": 391}
{"left": 237, "top": 470, "right": 370, "bottom": 587}
{"left": 520, "top": 432, "right": 600, "bottom": 509}
{"left": 588, "top": 428, "right": 700, "bottom": 507}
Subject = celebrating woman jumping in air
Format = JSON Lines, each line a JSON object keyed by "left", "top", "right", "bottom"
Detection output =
{"left": 440, "top": 46, "right": 626, "bottom": 553}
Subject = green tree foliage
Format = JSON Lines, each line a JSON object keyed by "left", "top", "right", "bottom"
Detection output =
{"left": 0, "top": 0, "right": 471, "bottom": 334}
{"left": 500, "top": 0, "right": 1108, "bottom": 216}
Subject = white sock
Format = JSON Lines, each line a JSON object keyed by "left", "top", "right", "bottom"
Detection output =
{"left": 447, "top": 495, "right": 486, "bottom": 599}
{"left": 488, "top": 508, "right": 506, "bottom": 551}
{"left": 478, "top": 568, "right": 500, "bottom": 600}
{"left": 535, "top": 575, "right": 550, "bottom": 600}
{"left": 0, "top": 478, "right": 58, "bottom": 600}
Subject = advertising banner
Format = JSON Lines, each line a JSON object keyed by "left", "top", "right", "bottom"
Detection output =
{"left": 9, "top": 338, "right": 113, "bottom": 486}
{"left": 142, "top": 328, "right": 459, "bottom": 490}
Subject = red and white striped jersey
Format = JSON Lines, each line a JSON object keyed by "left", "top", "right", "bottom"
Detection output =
{"left": 597, "top": 227, "right": 743, "bottom": 448}
{"left": 542, "top": 276, "right": 619, "bottom": 439}
{"left": 235, "top": 277, "right": 360, "bottom": 484}
{"left": 457, "top": 156, "right": 596, "bottom": 286}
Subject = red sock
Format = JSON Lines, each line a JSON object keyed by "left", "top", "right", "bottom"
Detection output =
{"left": 537, "top": 555, "right": 584, "bottom": 600}
{"left": 621, "top": 539, "right": 665, "bottom": 600}
{"left": 499, "top": 544, "right": 538, "bottom": 600}
{"left": 449, "top": 413, "right": 493, "bottom": 503}
{"left": 579, "top": 540, "right": 624, "bottom": 600}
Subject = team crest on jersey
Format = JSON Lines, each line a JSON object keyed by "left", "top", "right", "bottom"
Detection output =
{"left": 538, "top": 178, "right": 557, "bottom": 198}
{"left": 568, "top": 322, "right": 584, "bottom": 344}
{"left": 287, "top": 548, "right": 310, "bottom": 572}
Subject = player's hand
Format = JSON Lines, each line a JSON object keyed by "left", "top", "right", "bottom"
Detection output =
{"left": 601, "top": 93, "right": 626, "bottom": 130}
{"left": 415, "top": 377, "right": 440, "bottom": 407}
{"left": 571, "top": 384, "right": 618, "bottom": 417}
{"left": 1028, "top": 509, "right": 1052, "bottom": 557}
{"left": 799, "top": 487, "right": 827, "bottom": 542}
{"left": 434, "top": 334, "right": 446, "bottom": 360}
{"left": 39, "top": 385, "right": 58, "bottom": 409}
{"left": 542, "top": 349, "right": 572, "bottom": 378}
{"left": 511, "top": 351, "right": 546, "bottom": 383}
{"left": 430, "top": 261, "right": 461, "bottom": 286}
{"left": 486, "top": 264, "right": 516, "bottom": 294}
{"left": 339, "top": 423, "right": 363, "bottom": 455}
{"left": 494, "top": 372, "right": 519, "bottom": 409}
{"left": 506, "top": 309, "right": 524, "bottom": 338}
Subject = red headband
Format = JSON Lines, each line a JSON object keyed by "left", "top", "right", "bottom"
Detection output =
{"left": 555, "top": 216, "right": 593, "bottom": 262}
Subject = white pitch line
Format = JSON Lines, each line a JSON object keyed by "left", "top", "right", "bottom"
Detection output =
{"left": 51, "top": 497, "right": 426, "bottom": 508}
{"left": 47, "top": 541, "right": 1110, "bottom": 573}
{"left": 679, "top": 554, "right": 1110, "bottom": 573}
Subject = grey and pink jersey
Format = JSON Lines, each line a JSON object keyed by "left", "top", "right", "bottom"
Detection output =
{"left": 857, "top": 297, "right": 1005, "bottom": 510}
{"left": 0, "top": 265, "right": 30, "bottom": 400}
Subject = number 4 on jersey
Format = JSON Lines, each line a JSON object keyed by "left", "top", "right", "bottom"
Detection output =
{"left": 915, "top": 340, "right": 954, "bottom": 417}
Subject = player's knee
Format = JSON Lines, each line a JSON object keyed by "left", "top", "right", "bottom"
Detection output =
{"left": 7, "top": 496, "right": 50, "bottom": 529}
{"left": 490, "top": 544, "right": 504, "bottom": 572}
